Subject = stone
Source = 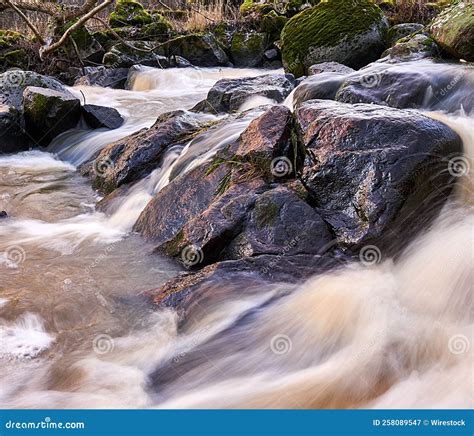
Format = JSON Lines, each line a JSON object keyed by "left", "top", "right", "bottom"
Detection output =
{"left": 22, "top": 86, "right": 81, "bottom": 146}
{"left": 82, "top": 104, "right": 124, "bottom": 129}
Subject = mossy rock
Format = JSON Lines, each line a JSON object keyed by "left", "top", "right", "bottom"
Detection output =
{"left": 240, "top": 0, "right": 275, "bottom": 16}
{"left": 430, "top": 1, "right": 474, "bottom": 61}
{"left": 0, "top": 30, "right": 27, "bottom": 71}
{"left": 0, "top": 30, "right": 24, "bottom": 48}
{"left": 231, "top": 32, "right": 268, "bottom": 67}
{"left": 109, "top": 0, "right": 153, "bottom": 27}
{"left": 386, "top": 23, "right": 425, "bottom": 46}
{"left": 139, "top": 16, "right": 172, "bottom": 38}
{"left": 281, "top": 0, "right": 388, "bottom": 77}
{"left": 0, "top": 49, "right": 28, "bottom": 70}
{"left": 261, "top": 11, "right": 288, "bottom": 39}
{"left": 382, "top": 33, "right": 440, "bottom": 61}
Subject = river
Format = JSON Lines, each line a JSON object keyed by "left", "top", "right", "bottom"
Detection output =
{"left": 0, "top": 63, "right": 472, "bottom": 408}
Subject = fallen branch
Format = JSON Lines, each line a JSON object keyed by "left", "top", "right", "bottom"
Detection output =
{"left": 40, "top": 0, "right": 114, "bottom": 58}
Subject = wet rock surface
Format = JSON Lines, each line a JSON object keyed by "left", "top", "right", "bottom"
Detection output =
{"left": 296, "top": 99, "right": 462, "bottom": 249}
{"left": 23, "top": 87, "right": 81, "bottom": 147}
{"left": 192, "top": 74, "right": 295, "bottom": 113}
{"left": 82, "top": 104, "right": 124, "bottom": 130}
{"left": 83, "top": 110, "right": 213, "bottom": 193}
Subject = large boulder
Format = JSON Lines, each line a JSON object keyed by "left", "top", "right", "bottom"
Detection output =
{"left": 56, "top": 21, "right": 104, "bottom": 64}
{"left": 0, "top": 70, "right": 65, "bottom": 109}
{"left": 230, "top": 32, "right": 268, "bottom": 67}
{"left": 83, "top": 110, "right": 212, "bottom": 193}
{"left": 295, "top": 99, "right": 462, "bottom": 250}
{"left": 192, "top": 74, "right": 295, "bottom": 114}
{"left": 293, "top": 72, "right": 347, "bottom": 106}
{"left": 134, "top": 105, "right": 332, "bottom": 267}
{"left": 281, "top": 0, "right": 388, "bottom": 77}
{"left": 23, "top": 87, "right": 81, "bottom": 146}
{"left": 0, "top": 70, "right": 68, "bottom": 151}
{"left": 430, "top": 1, "right": 474, "bottom": 62}
{"left": 335, "top": 61, "right": 474, "bottom": 114}
{"left": 109, "top": 0, "right": 153, "bottom": 27}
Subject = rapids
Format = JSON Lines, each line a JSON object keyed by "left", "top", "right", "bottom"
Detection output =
{"left": 0, "top": 63, "right": 472, "bottom": 409}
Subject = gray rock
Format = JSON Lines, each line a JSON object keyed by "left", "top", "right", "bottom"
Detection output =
{"left": 231, "top": 32, "right": 268, "bottom": 67}
{"left": 74, "top": 66, "right": 130, "bottom": 89}
{"left": 192, "top": 74, "right": 295, "bottom": 114}
{"left": 82, "top": 104, "right": 124, "bottom": 129}
{"left": 382, "top": 33, "right": 440, "bottom": 62}
{"left": 296, "top": 99, "right": 462, "bottom": 250}
{"left": 385, "top": 23, "right": 425, "bottom": 47}
{"left": 83, "top": 110, "right": 212, "bottom": 193}
{"left": 23, "top": 86, "right": 81, "bottom": 146}
{"left": 0, "top": 104, "right": 26, "bottom": 154}
{"left": 308, "top": 62, "right": 355, "bottom": 76}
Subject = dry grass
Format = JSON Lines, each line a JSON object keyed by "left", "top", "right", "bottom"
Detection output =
{"left": 376, "top": 0, "right": 451, "bottom": 25}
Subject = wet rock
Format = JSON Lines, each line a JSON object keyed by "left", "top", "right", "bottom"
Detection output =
{"left": 335, "top": 62, "right": 473, "bottom": 113}
{"left": 292, "top": 73, "right": 347, "bottom": 106}
{"left": 84, "top": 110, "right": 212, "bottom": 193}
{"left": 385, "top": 23, "right": 425, "bottom": 47}
{"left": 382, "top": 33, "right": 440, "bottom": 62}
{"left": 0, "top": 104, "right": 26, "bottom": 154}
{"left": 23, "top": 87, "right": 81, "bottom": 146}
{"left": 430, "top": 1, "right": 474, "bottom": 62}
{"left": 147, "top": 254, "right": 340, "bottom": 323}
{"left": 230, "top": 32, "right": 268, "bottom": 67}
{"left": 296, "top": 99, "right": 462, "bottom": 250}
{"left": 264, "top": 48, "right": 279, "bottom": 61}
{"left": 135, "top": 105, "right": 331, "bottom": 266}
{"left": 235, "top": 105, "right": 298, "bottom": 178}
{"left": 192, "top": 74, "right": 295, "bottom": 114}
{"left": 281, "top": 0, "right": 388, "bottom": 76}
{"left": 0, "top": 211, "right": 7, "bottom": 218}
{"left": 82, "top": 104, "right": 124, "bottom": 129}
{"left": 308, "top": 62, "right": 355, "bottom": 76}
{"left": 74, "top": 66, "right": 130, "bottom": 89}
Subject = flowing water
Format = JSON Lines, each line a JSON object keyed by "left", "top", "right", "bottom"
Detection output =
{"left": 0, "top": 63, "right": 472, "bottom": 409}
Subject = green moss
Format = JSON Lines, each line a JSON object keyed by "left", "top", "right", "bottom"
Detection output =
{"left": 0, "top": 49, "right": 27, "bottom": 69}
{"left": 140, "top": 16, "right": 172, "bottom": 38}
{"left": 28, "top": 93, "right": 50, "bottom": 122}
{"left": 231, "top": 32, "right": 268, "bottom": 66}
{"left": 254, "top": 200, "right": 280, "bottom": 229}
{"left": 281, "top": 0, "right": 385, "bottom": 76}
{"left": 240, "top": 0, "right": 275, "bottom": 16}
{"left": 261, "top": 11, "right": 288, "bottom": 38}
{"left": 109, "top": 0, "right": 153, "bottom": 27}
